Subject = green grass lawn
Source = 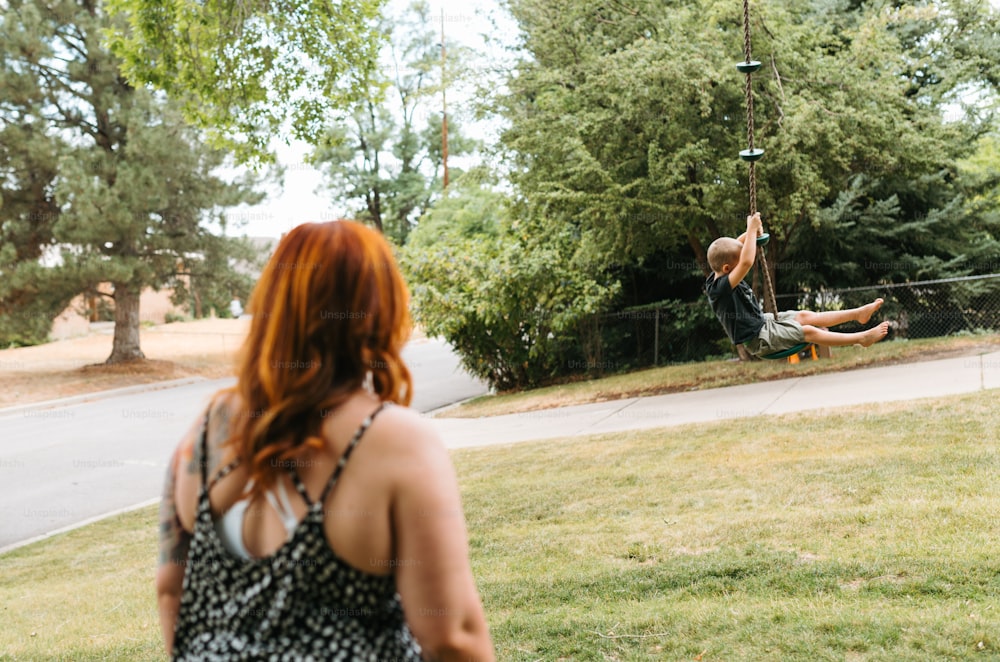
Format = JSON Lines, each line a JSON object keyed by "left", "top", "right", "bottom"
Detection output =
{"left": 0, "top": 507, "right": 162, "bottom": 661}
{"left": 2, "top": 390, "right": 999, "bottom": 660}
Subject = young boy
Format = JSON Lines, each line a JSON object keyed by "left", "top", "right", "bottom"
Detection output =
{"left": 706, "top": 212, "right": 890, "bottom": 357}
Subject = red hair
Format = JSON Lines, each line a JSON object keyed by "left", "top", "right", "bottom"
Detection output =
{"left": 227, "top": 220, "right": 412, "bottom": 494}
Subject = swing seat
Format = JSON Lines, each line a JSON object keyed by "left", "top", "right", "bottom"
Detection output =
{"left": 756, "top": 233, "right": 770, "bottom": 246}
{"left": 761, "top": 342, "right": 812, "bottom": 360}
{"left": 736, "top": 60, "right": 762, "bottom": 73}
{"left": 739, "top": 148, "right": 765, "bottom": 162}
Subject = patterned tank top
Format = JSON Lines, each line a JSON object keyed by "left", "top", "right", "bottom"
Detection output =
{"left": 172, "top": 403, "right": 423, "bottom": 661}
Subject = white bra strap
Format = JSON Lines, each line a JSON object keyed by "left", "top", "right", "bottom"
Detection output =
{"left": 264, "top": 478, "right": 300, "bottom": 537}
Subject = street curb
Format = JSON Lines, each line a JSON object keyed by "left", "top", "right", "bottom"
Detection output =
{"left": 0, "top": 377, "right": 209, "bottom": 419}
{"left": 424, "top": 392, "right": 492, "bottom": 418}
{"left": 0, "top": 497, "right": 161, "bottom": 557}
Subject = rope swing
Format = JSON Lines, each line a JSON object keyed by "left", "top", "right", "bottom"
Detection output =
{"left": 737, "top": 0, "right": 810, "bottom": 360}
{"left": 737, "top": 0, "right": 778, "bottom": 318}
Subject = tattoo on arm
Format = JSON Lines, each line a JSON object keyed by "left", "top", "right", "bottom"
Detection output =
{"left": 186, "top": 402, "right": 233, "bottom": 479}
{"left": 159, "top": 449, "right": 191, "bottom": 566}
{"left": 185, "top": 424, "right": 204, "bottom": 477}
{"left": 161, "top": 401, "right": 233, "bottom": 567}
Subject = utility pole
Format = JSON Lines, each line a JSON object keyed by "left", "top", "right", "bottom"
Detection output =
{"left": 441, "top": 8, "right": 449, "bottom": 190}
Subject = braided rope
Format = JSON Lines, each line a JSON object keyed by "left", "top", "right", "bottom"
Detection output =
{"left": 742, "top": 0, "right": 757, "bottom": 216}
{"left": 758, "top": 231, "right": 779, "bottom": 317}
{"left": 741, "top": 0, "right": 778, "bottom": 316}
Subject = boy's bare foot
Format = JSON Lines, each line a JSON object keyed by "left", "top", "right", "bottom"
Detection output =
{"left": 857, "top": 298, "right": 884, "bottom": 325}
{"left": 858, "top": 321, "right": 890, "bottom": 347}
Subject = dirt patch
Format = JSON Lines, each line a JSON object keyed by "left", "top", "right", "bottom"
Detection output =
{"left": 0, "top": 319, "right": 247, "bottom": 408}
{"left": 0, "top": 318, "right": 428, "bottom": 408}
{"left": 79, "top": 358, "right": 180, "bottom": 375}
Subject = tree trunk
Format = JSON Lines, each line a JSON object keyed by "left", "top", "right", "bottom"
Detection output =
{"left": 107, "top": 282, "right": 145, "bottom": 363}
{"left": 688, "top": 229, "right": 709, "bottom": 277}
{"left": 193, "top": 284, "right": 203, "bottom": 319}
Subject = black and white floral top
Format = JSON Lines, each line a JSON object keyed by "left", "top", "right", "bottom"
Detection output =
{"left": 172, "top": 403, "right": 422, "bottom": 661}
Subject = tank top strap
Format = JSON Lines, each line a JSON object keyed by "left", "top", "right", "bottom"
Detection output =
{"left": 199, "top": 400, "right": 242, "bottom": 491}
{"left": 287, "top": 465, "right": 314, "bottom": 507}
{"left": 198, "top": 409, "right": 210, "bottom": 487}
{"left": 207, "top": 458, "right": 242, "bottom": 490}
{"left": 317, "top": 402, "right": 388, "bottom": 507}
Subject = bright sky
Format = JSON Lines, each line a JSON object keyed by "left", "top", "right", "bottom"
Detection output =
{"left": 227, "top": 0, "right": 1000, "bottom": 239}
{"left": 225, "top": 0, "right": 516, "bottom": 239}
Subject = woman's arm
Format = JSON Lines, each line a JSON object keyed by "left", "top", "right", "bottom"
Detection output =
{"left": 389, "top": 415, "right": 494, "bottom": 662}
{"left": 157, "top": 394, "right": 238, "bottom": 654}
{"left": 156, "top": 444, "right": 191, "bottom": 656}
{"left": 156, "top": 405, "right": 210, "bottom": 655}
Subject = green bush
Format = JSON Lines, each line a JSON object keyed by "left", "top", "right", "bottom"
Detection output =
{"left": 402, "top": 177, "right": 619, "bottom": 390}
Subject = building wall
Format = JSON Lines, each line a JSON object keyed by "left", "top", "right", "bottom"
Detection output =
{"left": 46, "top": 236, "right": 275, "bottom": 341}
{"left": 49, "top": 287, "right": 189, "bottom": 341}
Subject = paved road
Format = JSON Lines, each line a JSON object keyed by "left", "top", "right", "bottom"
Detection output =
{"left": 5, "top": 345, "right": 998, "bottom": 553}
{"left": 0, "top": 337, "right": 486, "bottom": 552}
{"left": 403, "top": 337, "right": 488, "bottom": 413}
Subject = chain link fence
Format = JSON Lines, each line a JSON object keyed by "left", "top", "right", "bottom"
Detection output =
{"left": 581, "top": 274, "right": 1000, "bottom": 372}
{"left": 775, "top": 274, "right": 1000, "bottom": 341}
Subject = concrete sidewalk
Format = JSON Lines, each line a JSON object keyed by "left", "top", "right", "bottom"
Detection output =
{"left": 431, "top": 350, "right": 1000, "bottom": 449}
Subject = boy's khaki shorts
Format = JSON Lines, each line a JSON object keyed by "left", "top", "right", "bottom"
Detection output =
{"left": 745, "top": 311, "right": 806, "bottom": 356}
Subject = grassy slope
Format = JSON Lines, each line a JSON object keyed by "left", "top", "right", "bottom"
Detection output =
{"left": 443, "top": 334, "right": 1000, "bottom": 418}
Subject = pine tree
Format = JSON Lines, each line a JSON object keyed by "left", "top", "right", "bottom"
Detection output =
{"left": 496, "top": 0, "right": 1000, "bottom": 297}
{"left": 0, "top": 0, "right": 264, "bottom": 361}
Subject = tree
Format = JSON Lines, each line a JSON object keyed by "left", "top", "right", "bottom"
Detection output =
{"left": 105, "top": 0, "right": 389, "bottom": 164}
{"left": 0, "top": 0, "right": 264, "bottom": 361}
{"left": 751, "top": 0, "right": 1000, "bottom": 289}
{"left": 956, "top": 133, "right": 1000, "bottom": 274}
{"left": 0, "top": 23, "right": 71, "bottom": 345}
{"left": 310, "top": 0, "right": 478, "bottom": 245}
{"left": 402, "top": 172, "right": 620, "bottom": 390}
{"left": 491, "top": 0, "right": 999, "bottom": 348}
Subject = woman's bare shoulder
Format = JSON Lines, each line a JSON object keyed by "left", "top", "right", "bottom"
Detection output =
{"left": 176, "top": 388, "right": 242, "bottom": 476}
{"left": 367, "top": 404, "right": 447, "bottom": 460}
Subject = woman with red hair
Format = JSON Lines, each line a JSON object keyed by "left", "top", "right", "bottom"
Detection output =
{"left": 156, "top": 220, "right": 494, "bottom": 661}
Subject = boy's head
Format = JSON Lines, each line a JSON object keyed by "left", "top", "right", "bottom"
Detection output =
{"left": 707, "top": 237, "right": 742, "bottom": 275}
